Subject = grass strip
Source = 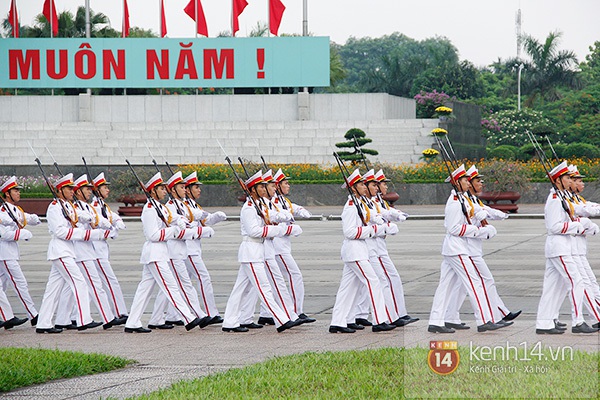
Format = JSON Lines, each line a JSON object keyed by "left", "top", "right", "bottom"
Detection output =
{"left": 132, "top": 347, "right": 599, "bottom": 399}
{"left": 0, "top": 347, "right": 132, "bottom": 392}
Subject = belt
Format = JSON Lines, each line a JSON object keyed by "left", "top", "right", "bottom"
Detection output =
{"left": 242, "top": 236, "right": 265, "bottom": 244}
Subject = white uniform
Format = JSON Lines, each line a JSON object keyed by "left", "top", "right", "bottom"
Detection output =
{"left": 222, "top": 199, "right": 292, "bottom": 329}
{"left": 0, "top": 281, "right": 16, "bottom": 323}
{"left": 429, "top": 191, "right": 497, "bottom": 328}
{"left": 183, "top": 198, "right": 225, "bottom": 318}
{"left": 55, "top": 199, "right": 117, "bottom": 326}
{"left": 149, "top": 197, "right": 207, "bottom": 326}
{"left": 125, "top": 200, "right": 199, "bottom": 330}
{"left": 536, "top": 189, "right": 585, "bottom": 329}
{"left": 91, "top": 198, "right": 129, "bottom": 318}
{"left": 0, "top": 203, "right": 40, "bottom": 319}
{"left": 330, "top": 196, "right": 388, "bottom": 328}
{"left": 37, "top": 199, "right": 101, "bottom": 330}
{"left": 444, "top": 197, "right": 510, "bottom": 324}
{"left": 273, "top": 196, "right": 311, "bottom": 316}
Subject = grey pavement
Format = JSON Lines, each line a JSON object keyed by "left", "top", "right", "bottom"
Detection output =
{"left": 2, "top": 205, "right": 599, "bottom": 399}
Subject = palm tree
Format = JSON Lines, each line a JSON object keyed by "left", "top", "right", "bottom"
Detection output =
{"left": 517, "top": 31, "right": 581, "bottom": 107}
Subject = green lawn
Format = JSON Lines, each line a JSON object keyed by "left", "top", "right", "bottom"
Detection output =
{"left": 132, "top": 347, "right": 599, "bottom": 399}
{"left": 0, "top": 347, "right": 132, "bottom": 392}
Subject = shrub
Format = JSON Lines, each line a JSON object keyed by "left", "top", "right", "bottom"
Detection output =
{"left": 484, "top": 109, "right": 557, "bottom": 147}
{"left": 563, "top": 143, "right": 600, "bottom": 159}
{"left": 479, "top": 160, "right": 531, "bottom": 193}
{"left": 487, "top": 145, "right": 519, "bottom": 160}
{"left": 414, "top": 90, "right": 454, "bottom": 118}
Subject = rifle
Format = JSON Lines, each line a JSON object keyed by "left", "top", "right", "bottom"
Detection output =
{"left": 333, "top": 152, "right": 367, "bottom": 226}
{"left": 82, "top": 157, "right": 108, "bottom": 219}
{"left": 45, "top": 146, "right": 64, "bottom": 175}
{"left": 0, "top": 195, "right": 23, "bottom": 229}
{"left": 254, "top": 139, "right": 289, "bottom": 211}
{"left": 118, "top": 147, "right": 170, "bottom": 226}
{"left": 218, "top": 140, "right": 267, "bottom": 224}
{"left": 28, "top": 143, "right": 76, "bottom": 227}
{"left": 527, "top": 132, "right": 575, "bottom": 220}
{"left": 433, "top": 134, "right": 471, "bottom": 224}
{"left": 351, "top": 135, "right": 388, "bottom": 208}
{"left": 145, "top": 143, "right": 184, "bottom": 215}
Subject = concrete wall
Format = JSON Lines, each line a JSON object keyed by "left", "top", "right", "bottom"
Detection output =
{"left": 0, "top": 93, "right": 436, "bottom": 166}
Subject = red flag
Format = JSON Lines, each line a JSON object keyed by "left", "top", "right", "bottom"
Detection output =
{"left": 42, "top": 0, "right": 59, "bottom": 37}
{"left": 184, "top": 0, "right": 208, "bottom": 37}
{"left": 232, "top": 0, "right": 248, "bottom": 37}
{"left": 122, "top": 0, "right": 130, "bottom": 38}
{"left": 8, "top": 0, "right": 19, "bottom": 38}
{"left": 160, "top": 0, "right": 167, "bottom": 37}
{"left": 269, "top": 0, "right": 285, "bottom": 36}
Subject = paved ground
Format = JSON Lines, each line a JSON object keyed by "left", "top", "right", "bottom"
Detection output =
{"left": 1, "top": 204, "right": 599, "bottom": 399}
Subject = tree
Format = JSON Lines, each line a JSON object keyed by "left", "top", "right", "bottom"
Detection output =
{"left": 512, "top": 31, "right": 581, "bottom": 107}
{"left": 335, "top": 128, "right": 378, "bottom": 165}
{"left": 580, "top": 41, "right": 600, "bottom": 85}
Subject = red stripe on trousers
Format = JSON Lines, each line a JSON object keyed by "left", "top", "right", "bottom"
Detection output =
{"left": 378, "top": 257, "right": 399, "bottom": 315}
{"left": 584, "top": 289, "right": 600, "bottom": 322}
{"left": 81, "top": 261, "right": 109, "bottom": 323}
{"left": 559, "top": 256, "right": 579, "bottom": 317}
{"left": 470, "top": 257, "right": 495, "bottom": 323}
{"left": 188, "top": 256, "right": 211, "bottom": 315}
{"left": 170, "top": 259, "right": 197, "bottom": 316}
{"left": 458, "top": 255, "right": 487, "bottom": 324}
{"left": 154, "top": 262, "right": 190, "bottom": 324}
{"left": 59, "top": 258, "right": 84, "bottom": 325}
{"left": 278, "top": 254, "right": 297, "bottom": 314}
{"left": 355, "top": 261, "right": 381, "bottom": 324}
{"left": 3, "top": 261, "right": 35, "bottom": 318}
{"left": 265, "top": 260, "right": 290, "bottom": 319}
{"left": 96, "top": 259, "right": 122, "bottom": 316}
{"left": 249, "top": 262, "right": 284, "bottom": 325}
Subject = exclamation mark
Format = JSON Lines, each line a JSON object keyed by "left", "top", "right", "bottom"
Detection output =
{"left": 257, "top": 48, "right": 265, "bottom": 79}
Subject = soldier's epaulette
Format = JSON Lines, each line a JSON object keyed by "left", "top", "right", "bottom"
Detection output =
{"left": 552, "top": 194, "right": 557, "bottom": 199}
{"left": 273, "top": 198, "right": 279, "bottom": 204}
{"left": 52, "top": 200, "right": 57, "bottom": 205}
{"left": 93, "top": 201, "right": 99, "bottom": 206}
{"left": 147, "top": 203, "right": 152, "bottom": 208}
{"left": 247, "top": 201, "right": 252, "bottom": 206}
{"left": 348, "top": 200, "right": 354, "bottom": 206}
{"left": 168, "top": 200, "right": 174, "bottom": 204}
{"left": 453, "top": 195, "right": 458, "bottom": 201}
{"left": 0, "top": 206, "right": 4, "bottom": 212}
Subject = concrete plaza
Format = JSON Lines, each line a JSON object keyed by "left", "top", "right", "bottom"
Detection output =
{"left": 1, "top": 204, "right": 599, "bottom": 399}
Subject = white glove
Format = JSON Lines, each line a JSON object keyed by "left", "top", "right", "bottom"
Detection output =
{"left": 169, "top": 226, "right": 182, "bottom": 239}
{"left": 275, "top": 224, "right": 287, "bottom": 238}
{"left": 200, "top": 226, "right": 215, "bottom": 238}
{"left": 474, "top": 210, "right": 489, "bottom": 223}
{"left": 386, "top": 222, "right": 399, "bottom": 235}
{"left": 272, "top": 210, "right": 293, "bottom": 223}
{"left": 478, "top": 225, "right": 497, "bottom": 240}
{"left": 294, "top": 206, "right": 312, "bottom": 219}
{"left": 106, "top": 229, "right": 119, "bottom": 239}
{"left": 372, "top": 214, "right": 385, "bottom": 225}
{"left": 18, "top": 229, "right": 33, "bottom": 241}
{"left": 97, "top": 217, "right": 112, "bottom": 230}
{"left": 571, "top": 222, "right": 584, "bottom": 235}
{"left": 370, "top": 224, "right": 386, "bottom": 237}
{"left": 175, "top": 217, "right": 187, "bottom": 230}
{"left": 78, "top": 211, "right": 93, "bottom": 223}
{"left": 88, "top": 229, "right": 106, "bottom": 241}
{"left": 27, "top": 214, "right": 41, "bottom": 226}
{"left": 288, "top": 225, "right": 303, "bottom": 237}
{"left": 114, "top": 219, "right": 126, "bottom": 230}
{"left": 211, "top": 211, "right": 227, "bottom": 223}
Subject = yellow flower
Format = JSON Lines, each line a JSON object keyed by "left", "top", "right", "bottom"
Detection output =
{"left": 422, "top": 148, "right": 439, "bottom": 157}
{"left": 431, "top": 128, "right": 448, "bottom": 136}
{"left": 435, "top": 106, "right": 453, "bottom": 115}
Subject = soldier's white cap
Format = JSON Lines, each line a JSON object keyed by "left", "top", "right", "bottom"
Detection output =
{"left": 93, "top": 172, "right": 110, "bottom": 188}
{"left": 568, "top": 164, "right": 585, "bottom": 179}
{"left": 549, "top": 161, "right": 569, "bottom": 181}
{"left": 184, "top": 171, "right": 202, "bottom": 186}
{"left": 166, "top": 171, "right": 184, "bottom": 190}
{"left": 0, "top": 176, "right": 22, "bottom": 193}
{"left": 262, "top": 169, "right": 275, "bottom": 183}
{"left": 362, "top": 169, "right": 376, "bottom": 183}
{"left": 444, "top": 164, "right": 467, "bottom": 183}
{"left": 145, "top": 172, "right": 164, "bottom": 192}
{"left": 73, "top": 174, "right": 93, "bottom": 191}
{"left": 273, "top": 168, "right": 288, "bottom": 183}
{"left": 466, "top": 165, "right": 483, "bottom": 181}
{"left": 374, "top": 169, "right": 391, "bottom": 182}
{"left": 55, "top": 173, "right": 75, "bottom": 190}
{"left": 245, "top": 170, "right": 264, "bottom": 189}
{"left": 342, "top": 169, "right": 363, "bottom": 188}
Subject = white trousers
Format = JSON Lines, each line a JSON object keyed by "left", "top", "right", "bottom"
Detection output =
{"left": 125, "top": 261, "right": 196, "bottom": 329}
{"left": 429, "top": 255, "right": 493, "bottom": 327}
{"left": 330, "top": 260, "right": 388, "bottom": 327}
{"left": 0, "top": 287, "right": 15, "bottom": 321}
{"left": 223, "top": 262, "right": 290, "bottom": 329}
{"left": 574, "top": 255, "right": 600, "bottom": 323}
{"left": 185, "top": 254, "right": 220, "bottom": 317}
{"left": 444, "top": 256, "right": 509, "bottom": 324}
{"left": 0, "top": 259, "right": 38, "bottom": 318}
{"left": 536, "top": 255, "right": 585, "bottom": 329}
{"left": 37, "top": 257, "right": 93, "bottom": 329}
{"left": 275, "top": 253, "right": 305, "bottom": 315}
{"left": 95, "top": 258, "right": 129, "bottom": 317}
{"left": 149, "top": 258, "right": 206, "bottom": 325}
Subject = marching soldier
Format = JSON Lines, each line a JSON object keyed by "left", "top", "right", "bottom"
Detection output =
{"left": 272, "top": 168, "right": 316, "bottom": 323}
{"left": 124, "top": 172, "right": 204, "bottom": 333}
{"left": 329, "top": 169, "right": 395, "bottom": 333}
{"left": 443, "top": 165, "right": 521, "bottom": 329}
{"left": 91, "top": 173, "right": 129, "bottom": 321}
{"left": 36, "top": 173, "right": 104, "bottom": 333}
{"left": 147, "top": 172, "right": 212, "bottom": 330}
{"left": 183, "top": 171, "right": 227, "bottom": 324}
{"left": 535, "top": 161, "right": 598, "bottom": 334}
{"left": 221, "top": 170, "right": 298, "bottom": 333}
{"left": 0, "top": 176, "right": 40, "bottom": 326}
{"left": 0, "top": 285, "right": 27, "bottom": 329}
{"left": 428, "top": 165, "right": 504, "bottom": 334}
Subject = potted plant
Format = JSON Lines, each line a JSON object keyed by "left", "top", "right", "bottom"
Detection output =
{"left": 434, "top": 106, "right": 455, "bottom": 122}
{"left": 478, "top": 160, "right": 531, "bottom": 213}
{"left": 420, "top": 148, "right": 439, "bottom": 163}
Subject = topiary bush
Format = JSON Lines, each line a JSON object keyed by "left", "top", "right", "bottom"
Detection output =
{"left": 563, "top": 143, "right": 600, "bottom": 159}
{"left": 487, "top": 145, "right": 519, "bottom": 160}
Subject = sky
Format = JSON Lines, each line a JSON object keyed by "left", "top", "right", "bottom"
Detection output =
{"left": 7, "top": 0, "right": 599, "bottom": 67}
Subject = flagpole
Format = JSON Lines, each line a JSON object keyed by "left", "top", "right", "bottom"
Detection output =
{"left": 159, "top": 0, "right": 162, "bottom": 37}
{"left": 302, "top": 0, "right": 308, "bottom": 93}
{"left": 13, "top": 0, "right": 17, "bottom": 38}
{"left": 267, "top": 0, "right": 271, "bottom": 37}
{"left": 122, "top": 0, "right": 125, "bottom": 38}
{"left": 195, "top": 0, "right": 198, "bottom": 38}
{"left": 50, "top": 0, "right": 53, "bottom": 38}
{"left": 231, "top": 0, "right": 234, "bottom": 37}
